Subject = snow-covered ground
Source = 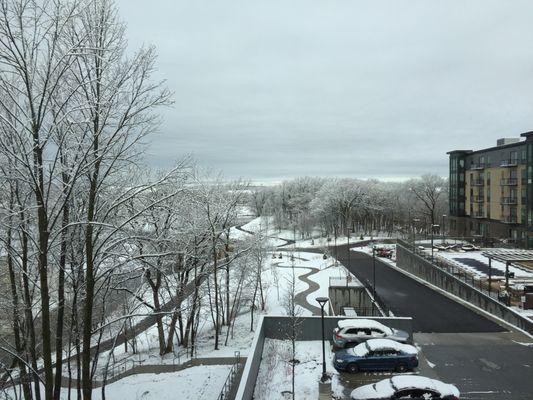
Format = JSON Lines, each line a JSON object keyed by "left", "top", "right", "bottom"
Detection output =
{"left": 254, "top": 339, "right": 344, "bottom": 400}
{"left": 4, "top": 365, "right": 231, "bottom": 400}
{"left": 296, "top": 235, "right": 390, "bottom": 249}
{"left": 95, "top": 365, "right": 231, "bottom": 400}
{"left": 232, "top": 216, "right": 392, "bottom": 250}
{"left": 14, "top": 219, "right": 393, "bottom": 399}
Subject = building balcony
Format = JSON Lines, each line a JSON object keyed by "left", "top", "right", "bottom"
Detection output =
{"left": 471, "top": 179, "right": 484, "bottom": 186}
{"left": 501, "top": 197, "right": 518, "bottom": 205}
{"left": 500, "top": 159, "right": 518, "bottom": 167}
{"left": 472, "top": 196, "right": 484, "bottom": 203}
{"left": 472, "top": 212, "right": 484, "bottom": 218}
{"left": 502, "top": 215, "right": 518, "bottom": 224}
{"left": 500, "top": 178, "right": 517, "bottom": 186}
{"left": 471, "top": 163, "right": 485, "bottom": 170}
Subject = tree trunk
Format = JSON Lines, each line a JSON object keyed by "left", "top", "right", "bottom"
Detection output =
{"left": 54, "top": 191, "right": 70, "bottom": 398}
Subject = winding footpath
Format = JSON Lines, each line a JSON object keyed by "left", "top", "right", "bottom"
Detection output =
{"left": 274, "top": 264, "right": 322, "bottom": 315}
{"left": 294, "top": 268, "right": 321, "bottom": 315}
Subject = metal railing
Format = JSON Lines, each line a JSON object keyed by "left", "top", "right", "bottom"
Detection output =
{"left": 472, "top": 196, "right": 484, "bottom": 203}
{"left": 217, "top": 351, "right": 242, "bottom": 400}
{"left": 471, "top": 179, "right": 484, "bottom": 186}
{"left": 501, "top": 197, "right": 518, "bottom": 205}
{"left": 502, "top": 215, "right": 518, "bottom": 224}
{"left": 360, "top": 277, "right": 390, "bottom": 316}
{"left": 471, "top": 163, "right": 485, "bottom": 170}
{"left": 398, "top": 239, "right": 502, "bottom": 302}
{"left": 501, "top": 159, "right": 518, "bottom": 167}
{"left": 500, "top": 178, "right": 518, "bottom": 186}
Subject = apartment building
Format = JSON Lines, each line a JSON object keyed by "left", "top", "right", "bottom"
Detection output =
{"left": 448, "top": 132, "right": 533, "bottom": 248}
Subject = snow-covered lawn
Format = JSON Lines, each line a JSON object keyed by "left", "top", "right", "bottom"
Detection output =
{"left": 254, "top": 339, "right": 344, "bottom": 400}
{"left": 94, "top": 365, "right": 231, "bottom": 400}
{"left": 5, "top": 365, "right": 232, "bottom": 400}
{"left": 262, "top": 250, "right": 361, "bottom": 315}
{"left": 232, "top": 216, "right": 392, "bottom": 249}
{"left": 297, "top": 235, "right": 390, "bottom": 249}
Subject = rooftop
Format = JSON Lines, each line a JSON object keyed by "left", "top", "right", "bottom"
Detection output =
{"left": 481, "top": 249, "right": 533, "bottom": 263}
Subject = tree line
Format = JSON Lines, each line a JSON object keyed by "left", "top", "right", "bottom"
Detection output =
{"left": 249, "top": 175, "right": 449, "bottom": 240}
{"left": 0, "top": 1, "right": 267, "bottom": 399}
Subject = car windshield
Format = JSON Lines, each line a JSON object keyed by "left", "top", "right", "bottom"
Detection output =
{"left": 350, "top": 342, "right": 370, "bottom": 357}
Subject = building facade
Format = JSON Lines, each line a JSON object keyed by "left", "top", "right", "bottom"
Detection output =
{"left": 448, "top": 132, "right": 533, "bottom": 248}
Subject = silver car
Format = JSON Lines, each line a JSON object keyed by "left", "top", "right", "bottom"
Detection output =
{"left": 332, "top": 319, "right": 410, "bottom": 348}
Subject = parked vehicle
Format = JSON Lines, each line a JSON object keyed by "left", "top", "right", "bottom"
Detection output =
{"left": 332, "top": 319, "right": 409, "bottom": 348}
{"left": 351, "top": 376, "right": 460, "bottom": 400}
{"left": 333, "top": 338, "right": 418, "bottom": 373}
{"left": 376, "top": 247, "right": 393, "bottom": 258}
{"left": 461, "top": 244, "right": 479, "bottom": 251}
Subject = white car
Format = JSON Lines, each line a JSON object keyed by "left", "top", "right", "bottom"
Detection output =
{"left": 333, "top": 319, "right": 410, "bottom": 348}
{"left": 351, "top": 376, "right": 460, "bottom": 400}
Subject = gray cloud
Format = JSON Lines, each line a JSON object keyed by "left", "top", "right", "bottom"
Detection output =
{"left": 119, "top": 0, "right": 533, "bottom": 180}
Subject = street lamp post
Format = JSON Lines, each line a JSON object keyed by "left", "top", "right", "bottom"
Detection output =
{"left": 413, "top": 218, "right": 420, "bottom": 251}
{"left": 442, "top": 214, "right": 446, "bottom": 244}
{"left": 431, "top": 224, "right": 439, "bottom": 262}
{"left": 372, "top": 246, "right": 376, "bottom": 315}
{"left": 316, "top": 297, "right": 329, "bottom": 382}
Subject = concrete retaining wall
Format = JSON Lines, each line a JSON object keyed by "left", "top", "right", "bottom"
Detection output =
{"left": 234, "top": 315, "right": 413, "bottom": 400}
{"left": 235, "top": 315, "right": 266, "bottom": 400}
{"left": 329, "top": 285, "right": 374, "bottom": 315}
{"left": 263, "top": 316, "right": 413, "bottom": 342}
{"left": 396, "top": 243, "right": 533, "bottom": 335}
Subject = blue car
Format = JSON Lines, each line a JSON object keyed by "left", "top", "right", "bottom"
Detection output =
{"left": 333, "top": 338, "right": 419, "bottom": 373}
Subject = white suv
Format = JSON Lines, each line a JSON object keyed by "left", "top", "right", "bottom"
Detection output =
{"left": 332, "top": 319, "right": 409, "bottom": 348}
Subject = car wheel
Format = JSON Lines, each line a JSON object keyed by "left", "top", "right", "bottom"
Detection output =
{"left": 347, "top": 364, "right": 359, "bottom": 373}
{"left": 395, "top": 363, "right": 407, "bottom": 373}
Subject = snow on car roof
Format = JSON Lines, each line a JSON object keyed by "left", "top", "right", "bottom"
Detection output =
{"left": 364, "top": 339, "right": 417, "bottom": 354}
{"left": 390, "top": 376, "right": 459, "bottom": 396}
{"left": 337, "top": 319, "right": 394, "bottom": 334}
{"left": 350, "top": 339, "right": 417, "bottom": 357}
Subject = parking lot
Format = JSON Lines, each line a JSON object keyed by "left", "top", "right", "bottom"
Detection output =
{"left": 328, "top": 245, "right": 533, "bottom": 400}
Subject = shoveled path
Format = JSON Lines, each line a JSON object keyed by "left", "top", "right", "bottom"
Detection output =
{"left": 295, "top": 269, "right": 321, "bottom": 315}
{"left": 276, "top": 264, "right": 321, "bottom": 315}
{"left": 235, "top": 224, "right": 295, "bottom": 248}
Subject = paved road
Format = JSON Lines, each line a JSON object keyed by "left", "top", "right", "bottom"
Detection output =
{"left": 416, "top": 332, "right": 533, "bottom": 400}
{"left": 334, "top": 244, "right": 505, "bottom": 333}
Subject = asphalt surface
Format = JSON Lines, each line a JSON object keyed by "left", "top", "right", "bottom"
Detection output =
{"left": 415, "top": 332, "right": 533, "bottom": 400}
{"left": 334, "top": 244, "right": 506, "bottom": 333}
{"left": 322, "top": 243, "right": 533, "bottom": 399}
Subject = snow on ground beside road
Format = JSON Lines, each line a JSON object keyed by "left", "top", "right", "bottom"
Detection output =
{"left": 416, "top": 239, "right": 467, "bottom": 245}
{"left": 254, "top": 339, "right": 344, "bottom": 400}
{"left": 296, "top": 235, "right": 390, "bottom": 249}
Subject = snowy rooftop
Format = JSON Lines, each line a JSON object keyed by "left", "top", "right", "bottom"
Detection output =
{"left": 481, "top": 249, "right": 533, "bottom": 263}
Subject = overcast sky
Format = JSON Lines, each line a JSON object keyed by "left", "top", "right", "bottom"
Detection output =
{"left": 117, "top": 0, "right": 533, "bottom": 181}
